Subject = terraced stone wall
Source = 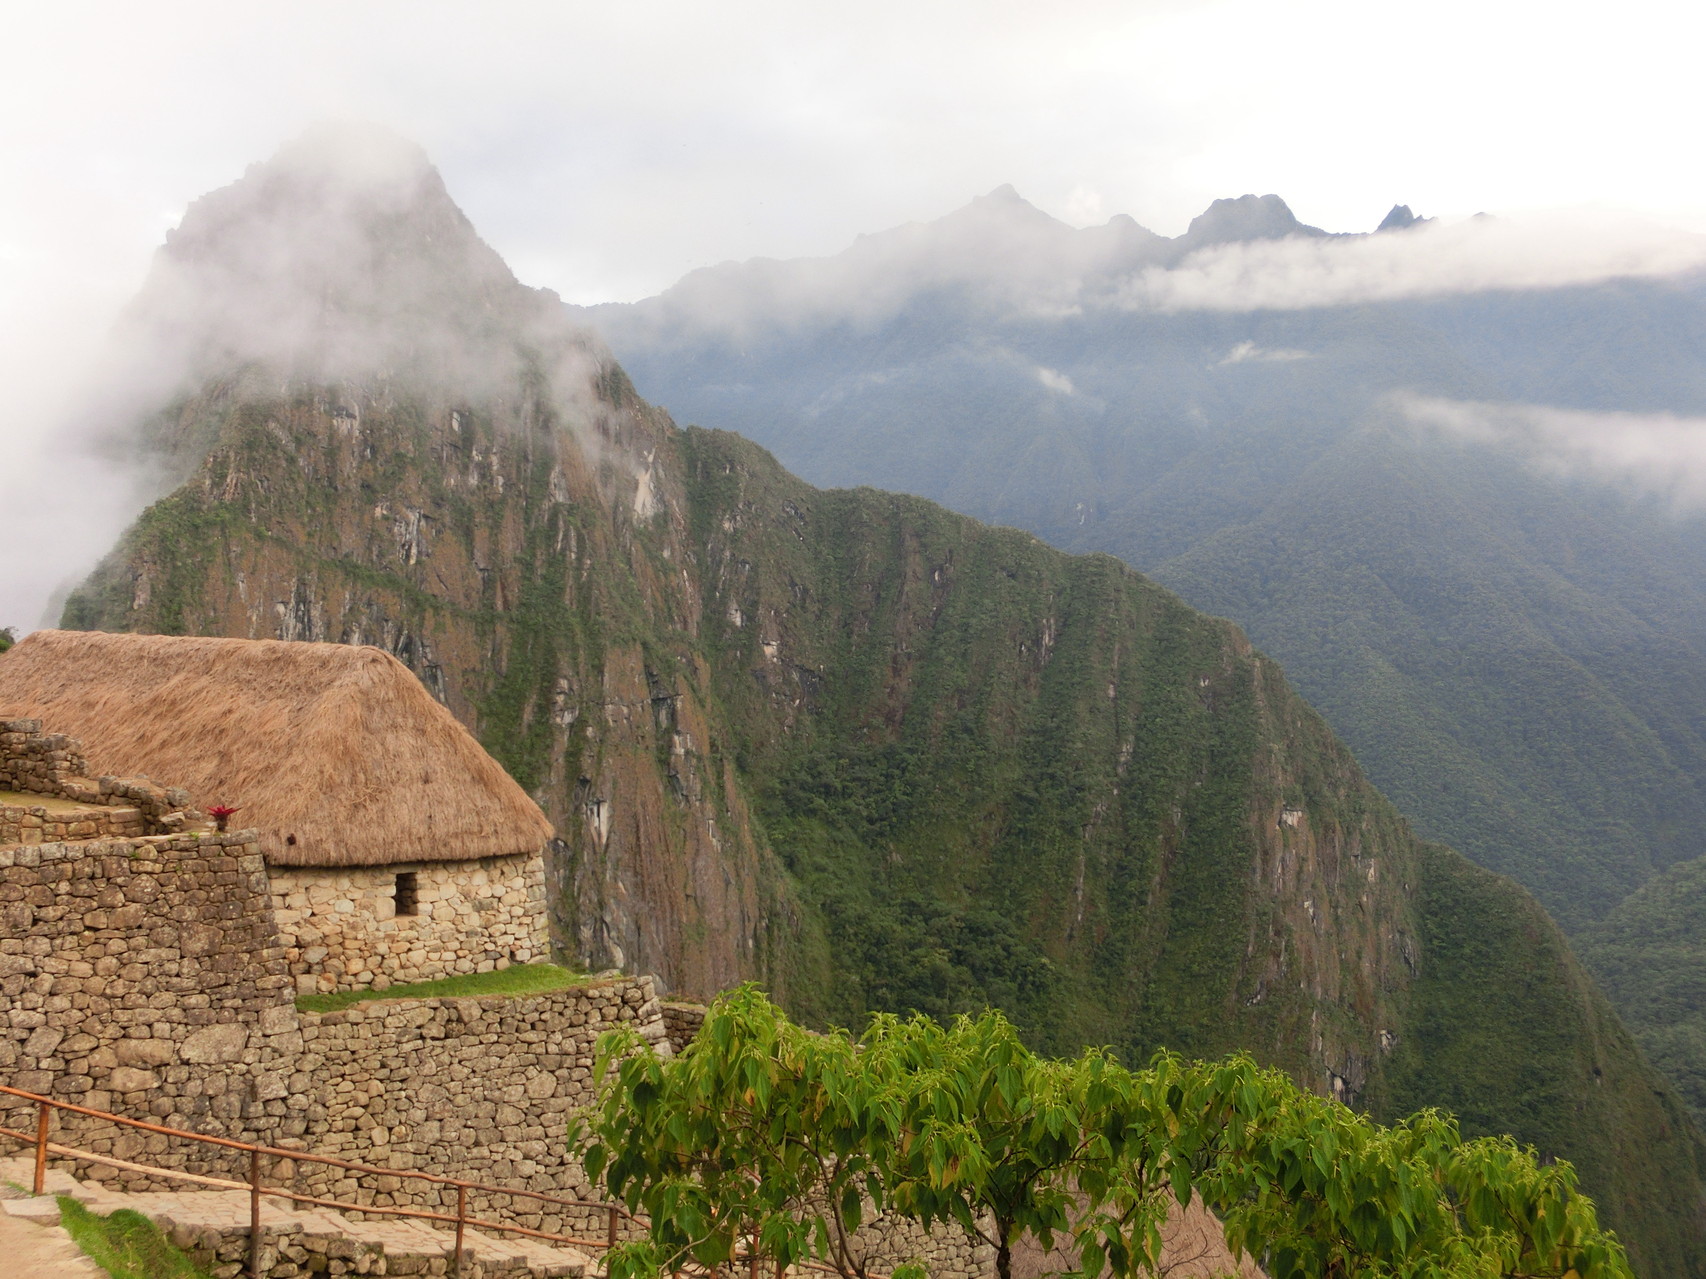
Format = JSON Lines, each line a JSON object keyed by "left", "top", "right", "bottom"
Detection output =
{"left": 289, "top": 981, "right": 670, "bottom": 1238}
{"left": 0, "top": 717, "right": 189, "bottom": 829}
{"left": 0, "top": 797, "right": 146, "bottom": 846}
{"left": 0, "top": 824, "right": 990, "bottom": 1278}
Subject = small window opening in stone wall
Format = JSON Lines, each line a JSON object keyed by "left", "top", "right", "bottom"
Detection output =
{"left": 395, "top": 871, "right": 419, "bottom": 916}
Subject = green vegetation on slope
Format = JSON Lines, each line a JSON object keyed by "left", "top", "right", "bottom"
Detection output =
{"left": 58, "top": 1197, "right": 212, "bottom": 1279}
{"left": 294, "top": 961, "right": 588, "bottom": 1013}
{"left": 59, "top": 352, "right": 1706, "bottom": 1274}
{"left": 669, "top": 426, "right": 1705, "bottom": 1277}
{"left": 594, "top": 246, "right": 1706, "bottom": 1136}
{"left": 1384, "top": 846, "right": 1705, "bottom": 1251}
{"left": 1577, "top": 854, "right": 1706, "bottom": 1128}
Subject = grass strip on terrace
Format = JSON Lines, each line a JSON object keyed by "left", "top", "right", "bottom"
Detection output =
{"left": 295, "top": 961, "right": 589, "bottom": 1014}
{"left": 58, "top": 1196, "right": 213, "bottom": 1279}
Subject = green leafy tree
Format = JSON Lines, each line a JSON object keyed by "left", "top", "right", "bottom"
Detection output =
{"left": 0, "top": 627, "right": 13, "bottom": 654}
{"left": 581, "top": 989, "right": 1630, "bottom": 1279}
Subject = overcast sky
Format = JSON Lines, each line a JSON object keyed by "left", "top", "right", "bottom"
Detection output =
{"left": 6, "top": 0, "right": 1706, "bottom": 629}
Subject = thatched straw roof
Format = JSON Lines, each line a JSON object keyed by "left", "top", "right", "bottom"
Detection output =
{"left": 0, "top": 630, "right": 553, "bottom": 867}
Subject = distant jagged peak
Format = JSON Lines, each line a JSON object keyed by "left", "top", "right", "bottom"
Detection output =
{"left": 936, "top": 183, "right": 1074, "bottom": 235}
{"left": 1182, "top": 193, "right": 1329, "bottom": 246}
{"left": 1376, "top": 203, "right": 1432, "bottom": 232}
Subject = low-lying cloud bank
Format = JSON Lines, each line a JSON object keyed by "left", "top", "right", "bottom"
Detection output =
{"left": 1120, "top": 211, "right": 1706, "bottom": 313}
{"left": 1397, "top": 392, "right": 1706, "bottom": 509}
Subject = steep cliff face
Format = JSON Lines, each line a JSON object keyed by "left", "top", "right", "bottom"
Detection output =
{"left": 54, "top": 130, "right": 1706, "bottom": 1274}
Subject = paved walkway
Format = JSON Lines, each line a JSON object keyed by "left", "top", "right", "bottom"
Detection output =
{"left": 0, "top": 1167, "right": 105, "bottom": 1279}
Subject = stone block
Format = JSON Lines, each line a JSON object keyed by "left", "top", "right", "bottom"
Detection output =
{"left": 181, "top": 1022, "right": 249, "bottom": 1064}
{"left": 114, "top": 1038, "right": 176, "bottom": 1068}
{"left": 258, "top": 1004, "right": 299, "bottom": 1036}
{"left": 108, "top": 1066, "right": 158, "bottom": 1092}
{"left": 22, "top": 1025, "right": 64, "bottom": 1058}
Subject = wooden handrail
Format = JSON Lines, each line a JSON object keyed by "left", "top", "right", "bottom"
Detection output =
{"left": 0, "top": 1126, "right": 630, "bottom": 1250}
{"left": 0, "top": 1082, "right": 632, "bottom": 1278}
{"left": 0, "top": 1082, "right": 865, "bottom": 1279}
{"left": 0, "top": 1082, "right": 634, "bottom": 1217}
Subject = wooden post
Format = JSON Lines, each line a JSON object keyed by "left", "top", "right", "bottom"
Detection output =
{"left": 248, "top": 1147, "right": 262, "bottom": 1279}
{"left": 607, "top": 1203, "right": 620, "bottom": 1250}
{"left": 453, "top": 1184, "right": 467, "bottom": 1279}
{"left": 32, "top": 1100, "right": 49, "bottom": 1197}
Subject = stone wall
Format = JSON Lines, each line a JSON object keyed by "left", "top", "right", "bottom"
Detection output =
{"left": 288, "top": 980, "right": 670, "bottom": 1237}
{"left": 0, "top": 718, "right": 188, "bottom": 829}
{"left": 0, "top": 830, "right": 305, "bottom": 1185}
{"left": 270, "top": 853, "right": 548, "bottom": 994}
{"left": 659, "top": 1000, "right": 706, "bottom": 1055}
{"left": 0, "top": 822, "right": 987, "bottom": 1278}
{"left": 0, "top": 797, "right": 146, "bottom": 846}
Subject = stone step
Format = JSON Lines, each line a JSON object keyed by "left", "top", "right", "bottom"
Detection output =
{"left": 0, "top": 1158, "right": 593, "bottom": 1278}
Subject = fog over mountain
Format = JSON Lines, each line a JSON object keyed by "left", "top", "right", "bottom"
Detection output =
{"left": 581, "top": 186, "right": 1706, "bottom": 1124}
{"left": 52, "top": 130, "right": 1706, "bottom": 1272}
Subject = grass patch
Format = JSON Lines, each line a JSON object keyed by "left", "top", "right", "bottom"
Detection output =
{"left": 58, "top": 1196, "right": 211, "bottom": 1279}
{"left": 294, "top": 961, "right": 589, "bottom": 1014}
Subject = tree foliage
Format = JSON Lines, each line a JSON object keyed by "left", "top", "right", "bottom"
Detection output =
{"left": 578, "top": 988, "right": 1629, "bottom": 1279}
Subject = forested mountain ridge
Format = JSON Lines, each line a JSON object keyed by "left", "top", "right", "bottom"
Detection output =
{"left": 1579, "top": 859, "right": 1706, "bottom": 1127}
{"left": 47, "top": 130, "right": 1706, "bottom": 1273}
{"left": 579, "top": 194, "right": 1706, "bottom": 936}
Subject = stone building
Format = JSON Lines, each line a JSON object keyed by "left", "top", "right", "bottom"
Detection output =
{"left": 0, "top": 630, "right": 553, "bottom": 992}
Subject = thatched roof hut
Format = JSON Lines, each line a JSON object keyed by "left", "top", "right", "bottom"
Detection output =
{"left": 0, "top": 630, "right": 553, "bottom": 868}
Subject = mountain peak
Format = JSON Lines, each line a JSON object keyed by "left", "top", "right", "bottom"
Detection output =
{"left": 1182, "top": 193, "right": 1326, "bottom": 246}
{"left": 86, "top": 125, "right": 594, "bottom": 457}
{"left": 255, "top": 120, "right": 434, "bottom": 191}
{"left": 125, "top": 125, "right": 541, "bottom": 395}
{"left": 1376, "top": 203, "right": 1429, "bottom": 232}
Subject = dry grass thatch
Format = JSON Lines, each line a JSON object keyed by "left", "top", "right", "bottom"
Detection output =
{"left": 0, "top": 630, "right": 553, "bottom": 867}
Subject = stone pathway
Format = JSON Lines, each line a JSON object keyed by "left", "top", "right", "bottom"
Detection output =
{"left": 0, "top": 1167, "right": 105, "bottom": 1279}
{"left": 0, "top": 1157, "right": 593, "bottom": 1277}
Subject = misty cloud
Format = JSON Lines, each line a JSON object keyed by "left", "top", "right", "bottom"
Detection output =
{"left": 1218, "top": 341, "right": 1312, "bottom": 365}
{"left": 1119, "top": 212, "right": 1706, "bottom": 313}
{"left": 1397, "top": 392, "right": 1706, "bottom": 509}
{"left": 0, "top": 124, "right": 629, "bottom": 636}
{"left": 1035, "top": 366, "right": 1075, "bottom": 394}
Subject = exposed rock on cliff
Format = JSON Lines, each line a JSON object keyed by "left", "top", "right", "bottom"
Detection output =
{"left": 54, "top": 128, "right": 1706, "bottom": 1276}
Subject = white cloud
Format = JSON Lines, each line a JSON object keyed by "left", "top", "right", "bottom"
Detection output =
{"left": 1218, "top": 341, "right": 1312, "bottom": 365}
{"left": 1396, "top": 393, "right": 1706, "bottom": 509}
{"left": 1035, "top": 366, "right": 1075, "bottom": 394}
{"left": 1121, "top": 212, "right": 1706, "bottom": 314}
{"left": 8, "top": 0, "right": 1706, "bottom": 626}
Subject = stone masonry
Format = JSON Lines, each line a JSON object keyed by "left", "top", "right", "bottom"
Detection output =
{"left": 0, "top": 830, "right": 304, "bottom": 1186}
{"left": 0, "top": 718, "right": 190, "bottom": 829}
{"left": 271, "top": 855, "right": 549, "bottom": 995}
{"left": 0, "top": 796, "right": 146, "bottom": 847}
{"left": 0, "top": 722, "right": 992, "bottom": 1279}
